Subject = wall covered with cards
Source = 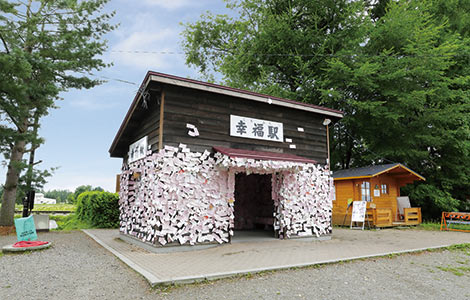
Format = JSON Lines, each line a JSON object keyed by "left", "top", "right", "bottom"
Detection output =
{"left": 119, "top": 144, "right": 332, "bottom": 246}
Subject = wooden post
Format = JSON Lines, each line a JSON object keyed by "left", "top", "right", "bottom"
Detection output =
{"left": 115, "top": 174, "right": 121, "bottom": 193}
{"left": 322, "top": 118, "right": 331, "bottom": 170}
{"left": 158, "top": 89, "right": 165, "bottom": 150}
{"left": 326, "top": 123, "right": 330, "bottom": 170}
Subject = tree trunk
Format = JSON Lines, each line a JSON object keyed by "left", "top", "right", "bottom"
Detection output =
{"left": 25, "top": 112, "right": 40, "bottom": 191}
{"left": 0, "top": 138, "right": 26, "bottom": 226}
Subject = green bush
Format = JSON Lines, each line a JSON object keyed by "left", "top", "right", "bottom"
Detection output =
{"left": 51, "top": 214, "right": 92, "bottom": 231}
{"left": 76, "top": 191, "right": 119, "bottom": 228}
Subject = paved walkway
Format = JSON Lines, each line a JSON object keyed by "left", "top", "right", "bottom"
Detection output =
{"left": 83, "top": 228, "right": 470, "bottom": 286}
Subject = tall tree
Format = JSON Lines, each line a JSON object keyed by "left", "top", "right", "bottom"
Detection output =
{"left": 182, "top": 0, "right": 368, "bottom": 100}
{"left": 183, "top": 0, "right": 470, "bottom": 217}
{"left": 0, "top": 0, "right": 115, "bottom": 226}
{"left": 321, "top": 0, "right": 470, "bottom": 215}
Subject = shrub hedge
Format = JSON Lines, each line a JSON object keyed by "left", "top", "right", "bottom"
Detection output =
{"left": 76, "top": 191, "right": 119, "bottom": 228}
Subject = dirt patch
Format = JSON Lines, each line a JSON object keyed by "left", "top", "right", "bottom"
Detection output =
{"left": 0, "top": 226, "right": 15, "bottom": 236}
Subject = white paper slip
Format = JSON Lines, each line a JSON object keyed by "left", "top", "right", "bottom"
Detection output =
{"left": 297, "top": 127, "right": 304, "bottom": 132}
{"left": 285, "top": 138, "right": 292, "bottom": 143}
{"left": 289, "top": 144, "right": 296, "bottom": 149}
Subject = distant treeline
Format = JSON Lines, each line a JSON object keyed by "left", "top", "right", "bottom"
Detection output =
{"left": 12, "top": 185, "right": 105, "bottom": 204}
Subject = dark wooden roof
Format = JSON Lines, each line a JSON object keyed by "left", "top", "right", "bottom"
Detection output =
{"left": 147, "top": 71, "right": 343, "bottom": 116}
{"left": 213, "top": 146, "right": 317, "bottom": 164}
{"left": 109, "top": 71, "right": 343, "bottom": 157}
{"left": 332, "top": 163, "right": 425, "bottom": 181}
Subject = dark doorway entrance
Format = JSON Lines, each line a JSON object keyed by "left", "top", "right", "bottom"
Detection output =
{"left": 234, "top": 173, "right": 274, "bottom": 237}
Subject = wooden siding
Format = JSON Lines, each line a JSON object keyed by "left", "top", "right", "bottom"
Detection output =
{"left": 332, "top": 174, "right": 401, "bottom": 225}
{"left": 332, "top": 180, "right": 353, "bottom": 214}
{"left": 121, "top": 97, "right": 160, "bottom": 163}
{"left": 160, "top": 84, "right": 328, "bottom": 162}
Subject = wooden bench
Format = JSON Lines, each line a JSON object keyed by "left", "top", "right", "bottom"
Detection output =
{"left": 404, "top": 207, "right": 422, "bottom": 225}
{"left": 371, "top": 208, "right": 393, "bottom": 227}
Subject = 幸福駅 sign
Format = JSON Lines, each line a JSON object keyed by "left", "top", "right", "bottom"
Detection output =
{"left": 230, "top": 115, "right": 284, "bottom": 143}
{"left": 128, "top": 136, "right": 148, "bottom": 163}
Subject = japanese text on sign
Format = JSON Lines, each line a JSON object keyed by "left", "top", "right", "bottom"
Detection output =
{"left": 230, "top": 115, "right": 284, "bottom": 143}
{"left": 128, "top": 136, "right": 148, "bottom": 163}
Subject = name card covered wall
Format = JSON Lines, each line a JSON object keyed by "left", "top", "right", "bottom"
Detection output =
{"left": 119, "top": 144, "right": 332, "bottom": 246}
{"left": 230, "top": 115, "right": 284, "bottom": 143}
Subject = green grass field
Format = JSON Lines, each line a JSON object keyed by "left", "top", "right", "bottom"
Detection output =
{"left": 49, "top": 214, "right": 93, "bottom": 231}
{"left": 417, "top": 221, "right": 470, "bottom": 232}
{"left": 15, "top": 203, "right": 76, "bottom": 212}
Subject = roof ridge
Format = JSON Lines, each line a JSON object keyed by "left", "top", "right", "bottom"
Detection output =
{"left": 147, "top": 71, "right": 343, "bottom": 115}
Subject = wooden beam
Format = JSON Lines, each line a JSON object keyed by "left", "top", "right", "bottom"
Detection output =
{"left": 115, "top": 174, "right": 121, "bottom": 193}
{"left": 326, "top": 123, "right": 330, "bottom": 169}
{"left": 158, "top": 89, "right": 165, "bottom": 150}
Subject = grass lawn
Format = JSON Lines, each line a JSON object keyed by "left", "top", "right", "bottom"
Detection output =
{"left": 417, "top": 221, "right": 470, "bottom": 232}
{"left": 15, "top": 203, "right": 76, "bottom": 212}
{"left": 12, "top": 203, "right": 90, "bottom": 231}
{"left": 49, "top": 214, "right": 93, "bottom": 231}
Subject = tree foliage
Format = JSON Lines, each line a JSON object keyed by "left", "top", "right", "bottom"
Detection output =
{"left": 183, "top": 0, "right": 470, "bottom": 218}
{"left": 67, "top": 185, "right": 104, "bottom": 204}
{"left": 324, "top": 0, "right": 470, "bottom": 215}
{"left": 76, "top": 191, "right": 119, "bottom": 228}
{"left": 43, "top": 189, "right": 72, "bottom": 203}
{"left": 15, "top": 166, "right": 54, "bottom": 203}
{"left": 0, "top": 0, "right": 115, "bottom": 226}
{"left": 182, "top": 0, "right": 368, "bottom": 100}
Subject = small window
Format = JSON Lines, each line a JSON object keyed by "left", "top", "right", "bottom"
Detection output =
{"left": 361, "top": 181, "right": 371, "bottom": 202}
{"left": 381, "top": 184, "right": 388, "bottom": 195}
{"left": 332, "top": 183, "right": 336, "bottom": 201}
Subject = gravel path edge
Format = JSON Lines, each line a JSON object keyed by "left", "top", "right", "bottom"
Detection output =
{"left": 82, "top": 229, "right": 161, "bottom": 285}
{"left": 83, "top": 229, "right": 469, "bottom": 287}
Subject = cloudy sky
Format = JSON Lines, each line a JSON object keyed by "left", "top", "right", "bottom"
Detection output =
{"left": 0, "top": 0, "right": 231, "bottom": 192}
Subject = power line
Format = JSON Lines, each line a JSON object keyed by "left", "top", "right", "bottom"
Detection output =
{"left": 110, "top": 49, "right": 469, "bottom": 58}
{"left": 111, "top": 50, "right": 185, "bottom": 55}
{"left": 97, "top": 75, "right": 137, "bottom": 86}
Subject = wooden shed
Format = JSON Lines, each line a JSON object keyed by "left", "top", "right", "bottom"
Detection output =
{"left": 332, "top": 163, "right": 425, "bottom": 227}
{"left": 109, "top": 71, "right": 343, "bottom": 247}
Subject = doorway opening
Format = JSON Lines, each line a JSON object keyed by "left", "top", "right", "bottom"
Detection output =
{"left": 233, "top": 173, "right": 276, "bottom": 241}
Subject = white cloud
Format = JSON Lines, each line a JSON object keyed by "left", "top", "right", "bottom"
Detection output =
{"left": 110, "top": 24, "right": 182, "bottom": 70}
{"left": 66, "top": 83, "right": 134, "bottom": 110}
{"left": 142, "top": 0, "right": 198, "bottom": 10}
{"left": 106, "top": 7, "right": 194, "bottom": 72}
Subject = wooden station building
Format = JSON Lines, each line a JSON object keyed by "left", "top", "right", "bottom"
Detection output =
{"left": 332, "top": 163, "right": 425, "bottom": 227}
{"left": 109, "top": 71, "right": 343, "bottom": 247}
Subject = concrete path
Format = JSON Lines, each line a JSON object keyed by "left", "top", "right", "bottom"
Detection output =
{"left": 83, "top": 228, "right": 470, "bottom": 286}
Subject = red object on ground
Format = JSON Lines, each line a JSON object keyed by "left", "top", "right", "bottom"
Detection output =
{"left": 12, "top": 241, "right": 49, "bottom": 248}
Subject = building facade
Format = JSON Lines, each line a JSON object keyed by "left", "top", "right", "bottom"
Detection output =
{"left": 110, "top": 71, "right": 343, "bottom": 246}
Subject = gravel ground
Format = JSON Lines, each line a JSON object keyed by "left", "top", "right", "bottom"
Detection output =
{"left": 1, "top": 231, "right": 469, "bottom": 300}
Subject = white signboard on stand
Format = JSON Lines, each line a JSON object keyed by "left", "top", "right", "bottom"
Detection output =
{"left": 351, "top": 201, "right": 367, "bottom": 222}
{"left": 351, "top": 201, "right": 367, "bottom": 230}
{"left": 230, "top": 115, "right": 283, "bottom": 142}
